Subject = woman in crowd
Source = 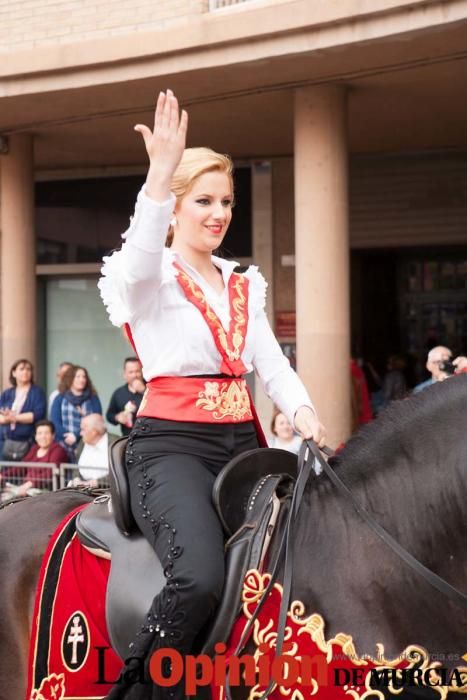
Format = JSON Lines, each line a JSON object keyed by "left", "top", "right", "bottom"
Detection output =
{"left": 269, "top": 408, "right": 303, "bottom": 454}
{"left": 0, "top": 419, "right": 68, "bottom": 498}
{"left": 51, "top": 365, "right": 102, "bottom": 460}
{"left": 99, "top": 89, "right": 325, "bottom": 700}
{"left": 0, "top": 358, "right": 46, "bottom": 461}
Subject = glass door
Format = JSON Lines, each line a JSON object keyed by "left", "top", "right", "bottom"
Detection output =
{"left": 43, "top": 276, "right": 132, "bottom": 427}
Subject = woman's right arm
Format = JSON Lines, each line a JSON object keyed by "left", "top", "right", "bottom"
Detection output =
{"left": 100, "top": 91, "right": 187, "bottom": 325}
{"left": 118, "top": 190, "right": 174, "bottom": 288}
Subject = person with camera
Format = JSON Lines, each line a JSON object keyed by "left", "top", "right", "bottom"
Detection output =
{"left": 413, "top": 346, "right": 455, "bottom": 393}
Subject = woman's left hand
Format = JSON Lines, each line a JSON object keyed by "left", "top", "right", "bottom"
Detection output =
{"left": 294, "top": 406, "right": 327, "bottom": 448}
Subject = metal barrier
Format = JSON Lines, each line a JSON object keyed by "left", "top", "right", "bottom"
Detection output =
{"left": 0, "top": 461, "right": 110, "bottom": 501}
{"left": 58, "top": 463, "right": 110, "bottom": 490}
{"left": 0, "top": 461, "right": 58, "bottom": 501}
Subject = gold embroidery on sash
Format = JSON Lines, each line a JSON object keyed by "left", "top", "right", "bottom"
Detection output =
{"left": 196, "top": 380, "right": 252, "bottom": 421}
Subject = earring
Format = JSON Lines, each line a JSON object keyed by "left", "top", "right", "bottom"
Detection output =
{"left": 170, "top": 217, "right": 177, "bottom": 227}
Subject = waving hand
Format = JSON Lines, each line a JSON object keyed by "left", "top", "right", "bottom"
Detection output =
{"left": 134, "top": 89, "right": 188, "bottom": 202}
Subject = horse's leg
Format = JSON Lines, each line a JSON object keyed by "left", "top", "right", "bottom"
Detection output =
{"left": 0, "top": 534, "right": 41, "bottom": 700}
{"left": 0, "top": 492, "right": 91, "bottom": 700}
{"left": 0, "top": 592, "right": 32, "bottom": 700}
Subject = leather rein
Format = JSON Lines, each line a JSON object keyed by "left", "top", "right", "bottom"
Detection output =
{"left": 226, "top": 439, "right": 467, "bottom": 700}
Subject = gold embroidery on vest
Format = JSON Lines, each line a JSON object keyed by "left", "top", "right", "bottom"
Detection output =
{"left": 174, "top": 264, "right": 248, "bottom": 368}
{"left": 229, "top": 274, "right": 248, "bottom": 361}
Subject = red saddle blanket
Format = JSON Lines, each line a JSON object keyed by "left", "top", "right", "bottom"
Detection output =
{"left": 26, "top": 509, "right": 466, "bottom": 700}
{"left": 26, "top": 506, "right": 123, "bottom": 700}
{"left": 210, "top": 570, "right": 466, "bottom": 700}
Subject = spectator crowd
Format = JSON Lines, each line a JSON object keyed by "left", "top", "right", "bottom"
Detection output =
{"left": 0, "top": 356, "right": 146, "bottom": 500}
{"left": 351, "top": 346, "right": 467, "bottom": 432}
{"left": 0, "top": 346, "right": 466, "bottom": 499}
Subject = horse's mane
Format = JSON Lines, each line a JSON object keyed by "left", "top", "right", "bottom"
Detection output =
{"left": 331, "top": 373, "right": 467, "bottom": 485}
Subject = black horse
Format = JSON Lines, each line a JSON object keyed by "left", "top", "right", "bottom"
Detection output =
{"left": 0, "top": 374, "right": 465, "bottom": 700}
{"left": 291, "top": 374, "right": 466, "bottom": 665}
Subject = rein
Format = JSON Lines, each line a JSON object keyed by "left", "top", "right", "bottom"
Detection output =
{"left": 226, "top": 439, "right": 467, "bottom": 700}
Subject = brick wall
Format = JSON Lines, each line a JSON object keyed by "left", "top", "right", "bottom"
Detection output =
{"left": 0, "top": 0, "right": 209, "bottom": 52}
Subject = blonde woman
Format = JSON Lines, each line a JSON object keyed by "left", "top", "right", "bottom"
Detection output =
{"left": 99, "top": 90, "right": 325, "bottom": 699}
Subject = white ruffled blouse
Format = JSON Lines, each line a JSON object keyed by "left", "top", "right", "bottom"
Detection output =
{"left": 98, "top": 186, "right": 314, "bottom": 425}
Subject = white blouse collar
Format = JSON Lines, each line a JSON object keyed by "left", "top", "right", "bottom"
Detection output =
{"left": 162, "top": 248, "right": 240, "bottom": 288}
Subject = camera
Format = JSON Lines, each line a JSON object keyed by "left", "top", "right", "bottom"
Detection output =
{"left": 438, "top": 360, "right": 456, "bottom": 375}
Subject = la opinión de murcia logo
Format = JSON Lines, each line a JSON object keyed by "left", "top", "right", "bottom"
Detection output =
{"left": 93, "top": 644, "right": 467, "bottom": 695}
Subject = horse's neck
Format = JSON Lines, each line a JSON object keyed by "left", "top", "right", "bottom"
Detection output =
{"left": 293, "top": 448, "right": 466, "bottom": 661}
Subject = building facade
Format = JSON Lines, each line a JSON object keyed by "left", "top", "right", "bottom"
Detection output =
{"left": 1, "top": 0, "right": 467, "bottom": 444}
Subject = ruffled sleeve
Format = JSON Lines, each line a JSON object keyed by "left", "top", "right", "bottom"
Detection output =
{"left": 243, "top": 265, "right": 268, "bottom": 314}
{"left": 98, "top": 187, "right": 176, "bottom": 327}
{"left": 98, "top": 250, "right": 131, "bottom": 328}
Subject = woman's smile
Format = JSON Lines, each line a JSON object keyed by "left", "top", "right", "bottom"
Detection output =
{"left": 205, "top": 224, "right": 224, "bottom": 235}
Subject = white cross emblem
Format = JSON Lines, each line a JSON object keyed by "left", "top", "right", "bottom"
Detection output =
{"left": 67, "top": 615, "right": 85, "bottom": 665}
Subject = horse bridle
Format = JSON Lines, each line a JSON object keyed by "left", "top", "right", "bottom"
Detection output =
{"left": 226, "top": 439, "right": 467, "bottom": 700}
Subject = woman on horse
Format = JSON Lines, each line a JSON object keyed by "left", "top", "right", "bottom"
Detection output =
{"left": 99, "top": 89, "right": 326, "bottom": 699}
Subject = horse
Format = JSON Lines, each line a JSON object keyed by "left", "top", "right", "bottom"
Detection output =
{"left": 0, "top": 374, "right": 465, "bottom": 700}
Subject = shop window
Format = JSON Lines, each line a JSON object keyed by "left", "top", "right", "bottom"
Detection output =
{"left": 399, "top": 252, "right": 467, "bottom": 368}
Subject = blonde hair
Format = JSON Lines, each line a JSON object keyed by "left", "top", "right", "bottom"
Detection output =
{"left": 166, "top": 147, "right": 234, "bottom": 246}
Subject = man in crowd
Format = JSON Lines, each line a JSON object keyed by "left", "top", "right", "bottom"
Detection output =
{"left": 71, "top": 413, "right": 117, "bottom": 487}
{"left": 413, "top": 346, "right": 453, "bottom": 393}
{"left": 106, "top": 357, "right": 145, "bottom": 436}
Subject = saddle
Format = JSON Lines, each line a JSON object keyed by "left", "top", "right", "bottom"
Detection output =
{"left": 76, "top": 437, "right": 297, "bottom": 660}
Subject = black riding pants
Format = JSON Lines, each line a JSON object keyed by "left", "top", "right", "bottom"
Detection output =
{"left": 108, "top": 416, "right": 259, "bottom": 700}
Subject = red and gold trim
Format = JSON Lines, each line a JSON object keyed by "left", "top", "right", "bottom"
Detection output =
{"left": 137, "top": 376, "right": 253, "bottom": 423}
{"left": 173, "top": 262, "right": 249, "bottom": 377}
{"left": 212, "top": 570, "right": 467, "bottom": 700}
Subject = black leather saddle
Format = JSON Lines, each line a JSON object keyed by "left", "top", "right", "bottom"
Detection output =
{"left": 76, "top": 437, "right": 297, "bottom": 660}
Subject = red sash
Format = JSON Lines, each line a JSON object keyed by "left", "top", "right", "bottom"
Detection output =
{"left": 138, "top": 376, "right": 253, "bottom": 423}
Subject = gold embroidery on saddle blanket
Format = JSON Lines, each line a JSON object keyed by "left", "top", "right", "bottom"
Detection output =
{"left": 212, "top": 569, "right": 467, "bottom": 700}
{"left": 196, "top": 379, "right": 251, "bottom": 421}
{"left": 30, "top": 672, "right": 65, "bottom": 700}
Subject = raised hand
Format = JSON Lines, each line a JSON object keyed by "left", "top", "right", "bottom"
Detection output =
{"left": 134, "top": 89, "right": 188, "bottom": 202}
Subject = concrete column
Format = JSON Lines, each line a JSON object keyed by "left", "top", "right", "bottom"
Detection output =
{"left": 294, "top": 86, "right": 351, "bottom": 447}
{"left": 0, "top": 134, "right": 36, "bottom": 383}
